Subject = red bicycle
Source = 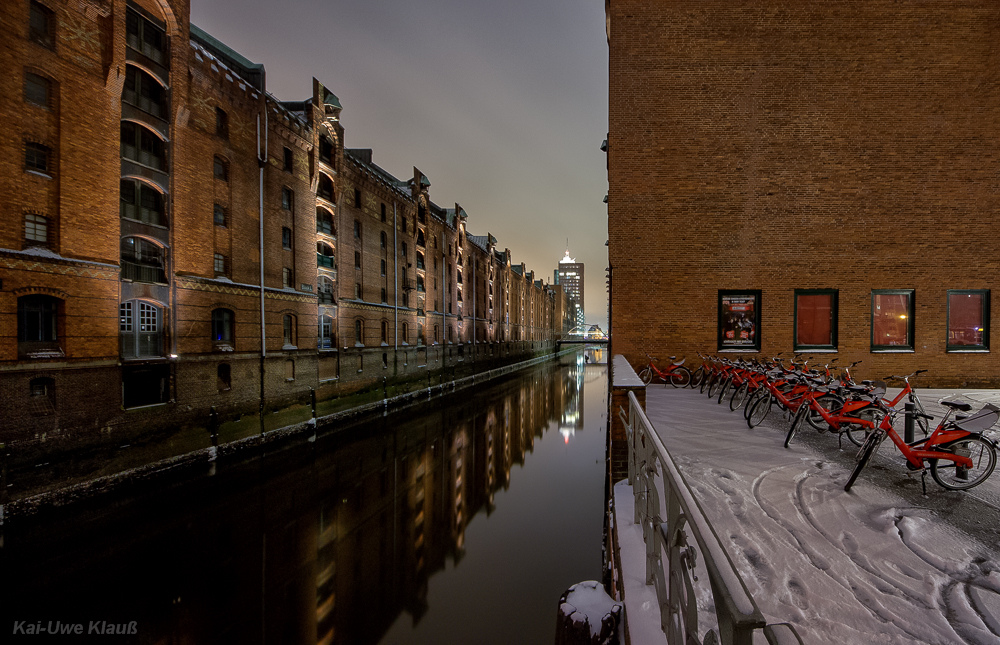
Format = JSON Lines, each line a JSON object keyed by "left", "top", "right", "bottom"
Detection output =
{"left": 845, "top": 397, "right": 999, "bottom": 492}
{"left": 639, "top": 353, "right": 692, "bottom": 387}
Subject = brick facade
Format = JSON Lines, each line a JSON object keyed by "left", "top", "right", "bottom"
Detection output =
{"left": 1, "top": 0, "right": 564, "bottom": 452}
{"left": 607, "top": 0, "right": 1000, "bottom": 386}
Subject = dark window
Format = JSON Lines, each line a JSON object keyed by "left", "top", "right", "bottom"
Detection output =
{"left": 217, "top": 363, "right": 231, "bottom": 391}
{"left": 283, "top": 147, "right": 293, "bottom": 171}
{"left": 123, "top": 66, "right": 166, "bottom": 118}
{"left": 717, "top": 290, "right": 761, "bottom": 351}
{"left": 18, "top": 295, "right": 60, "bottom": 357}
{"left": 282, "top": 267, "right": 292, "bottom": 288}
{"left": 318, "top": 277, "right": 335, "bottom": 305}
{"left": 125, "top": 6, "right": 165, "bottom": 64}
{"left": 24, "top": 213, "right": 48, "bottom": 245}
{"left": 122, "top": 363, "right": 169, "bottom": 408}
{"left": 121, "top": 237, "right": 166, "bottom": 283}
{"left": 380, "top": 203, "right": 387, "bottom": 222}
{"left": 418, "top": 203, "right": 426, "bottom": 223}
{"left": 402, "top": 242, "right": 408, "bottom": 258}
{"left": 121, "top": 122, "right": 165, "bottom": 170}
{"left": 215, "top": 108, "right": 228, "bottom": 139}
{"left": 24, "top": 72, "right": 50, "bottom": 108}
{"left": 29, "top": 376, "right": 56, "bottom": 412}
{"left": 381, "top": 259, "right": 386, "bottom": 276}
{"left": 283, "top": 315, "right": 296, "bottom": 347}
{"left": 25, "top": 142, "right": 50, "bottom": 173}
{"left": 355, "top": 283, "right": 362, "bottom": 299}
{"left": 381, "top": 287, "right": 387, "bottom": 303}
{"left": 871, "top": 289, "right": 915, "bottom": 351}
{"left": 119, "top": 300, "right": 163, "bottom": 358}
{"left": 417, "top": 276, "right": 425, "bottom": 292}
{"left": 281, "top": 187, "right": 293, "bottom": 211}
{"left": 794, "top": 289, "right": 838, "bottom": 351}
{"left": 354, "top": 188, "right": 361, "bottom": 208}
{"left": 319, "top": 137, "right": 334, "bottom": 165}
{"left": 355, "top": 320, "right": 363, "bottom": 345}
{"left": 354, "top": 220, "right": 361, "bottom": 239}
{"left": 354, "top": 251, "right": 361, "bottom": 269}
{"left": 317, "top": 242, "right": 335, "bottom": 268}
{"left": 213, "top": 156, "right": 228, "bottom": 181}
{"left": 402, "top": 322, "right": 408, "bottom": 343}
{"left": 211, "top": 308, "right": 234, "bottom": 344}
{"left": 120, "top": 179, "right": 165, "bottom": 226}
{"left": 417, "top": 230, "right": 425, "bottom": 247}
{"left": 214, "top": 253, "right": 228, "bottom": 276}
{"left": 282, "top": 226, "right": 292, "bottom": 250}
{"left": 29, "top": 2, "right": 54, "bottom": 49}
{"left": 317, "top": 208, "right": 334, "bottom": 235}
{"left": 380, "top": 231, "right": 387, "bottom": 249}
{"left": 318, "top": 175, "right": 334, "bottom": 202}
{"left": 213, "top": 203, "right": 227, "bottom": 226}
{"left": 947, "top": 290, "right": 989, "bottom": 351}
{"left": 381, "top": 320, "right": 388, "bottom": 342}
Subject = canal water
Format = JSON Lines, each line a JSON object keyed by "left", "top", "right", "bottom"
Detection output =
{"left": 1, "top": 347, "right": 608, "bottom": 644}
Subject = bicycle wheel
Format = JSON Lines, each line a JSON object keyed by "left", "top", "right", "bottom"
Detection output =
{"left": 707, "top": 374, "right": 722, "bottom": 398}
{"left": 717, "top": 377, "right": 732, "bottom": 404}
{"left": 911, "top": 394, "right": 931, "bottom": 436}
{"left": 729, "top": 381, "right": 749, "bottom": 411}
{"left": 700, "top": 372, "right": 712, "bottom": 394}
{"left": 638, "top": 368, "right": 652, "bottom": 385}
{"left": 689, "top": 367, "right": 704, "bottom": 389}
{"left": 670, "top": 366, "right": 691, "bottom": 388}
{"left": 784, "top": 404, "right": 808, "bottom": 448}
{"left": 930, "top": 436, "right": 997, "bottom": 490}
{"left": 744, "top": 387, "right": 764, "bottom": 421}
{"left": 845, "top": 430, "right": 884, "bottom": 492}
{"left": 747, "top": 391, "right": 773, "bottom": 428}
{"left": 807, "top": 394, "right": 843, "bottom": 431}
{"left": 843, "top": 406, "right": 884, "bottom": 448}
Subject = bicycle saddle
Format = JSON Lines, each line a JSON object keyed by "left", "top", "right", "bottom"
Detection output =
{"left": 941, "top": 400, "right": 973, "bottom": 412}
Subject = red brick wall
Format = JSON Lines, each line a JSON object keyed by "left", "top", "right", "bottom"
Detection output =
{"left": 608, "top": 0, "right": 1000, "bottom": 386}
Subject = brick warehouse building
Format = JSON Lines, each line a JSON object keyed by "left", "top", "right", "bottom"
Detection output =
{"left": 606, "top": 0, "right": 1000, "bottom": 386}
{"left": 0, "top": 0, "right": 565, "bottom": 452}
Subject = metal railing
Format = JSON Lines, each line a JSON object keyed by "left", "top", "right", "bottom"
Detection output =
{"left": 619, "top": 390, "right": 802, "bottom": 645}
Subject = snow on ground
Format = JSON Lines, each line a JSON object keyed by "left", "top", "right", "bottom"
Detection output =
{"left": 638, "top": 386, "right": 1000, "bottom": 645}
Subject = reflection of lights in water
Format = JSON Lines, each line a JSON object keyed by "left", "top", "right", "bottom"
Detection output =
{"left": 560, "top": 425, "right": 575, "bottom": 444}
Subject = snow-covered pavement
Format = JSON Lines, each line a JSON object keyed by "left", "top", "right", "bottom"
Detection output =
{"left": 641, "top": 386, "right": 1000, "bottom": 644}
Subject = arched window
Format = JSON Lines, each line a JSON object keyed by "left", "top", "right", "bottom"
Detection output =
{"left": 434, "top": 325, "right": 440, "bottom": 344}
{"left": 120, "top": 179, "right": 166, "bottom": 226}
{"left": 123, "top": 65, "right": 167, "bottom": 118}
{"left": 319, "top": 137, "right": 334, "bottom": 165}
{"left": 381, "top": 320, "right": 388, "bottom": 343}
{"left": 18, "top": 294, "right": 61, "bottom": 358}
{"left": 319, "top": 314, "right": 334, "bottom": 349}
{"left": 355, "top": 319, "right": 364, "bottom": 346}
{"left": 121, "top": 237, "right": 166, "bottom": 283}
{"left": 416, "top": 230, "right": 425, "bottom": 247}
{"left": 24, "top": 213, "right": 49, "bottom": 246}
{"left": 318, "top": 174, "right": 334, "bottom": 202}
{"left": 121, "top": 121, "right": 165, "bottom": 170}
{"left": 317, "top": 207, "right": 335, "bottom": 235}
{"left": 416, "top": 251, "right": 425, "bottom": 270}
{"left": 401, "top": 321, "right": 409, "bottom": 345}
{"left": 120, "top": 299, "right": 163, "bottom": 358}
{"left": 317, "top": 241, "right": 335, "bottom": 269}
{"left": 211, "top": 308, "right": 234, "bottom": 347}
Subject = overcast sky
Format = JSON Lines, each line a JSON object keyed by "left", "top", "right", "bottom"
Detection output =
{"left": 190, "top": 0, "right": 610, "bottom": 328}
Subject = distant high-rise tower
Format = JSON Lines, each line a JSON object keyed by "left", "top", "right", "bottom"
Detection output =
{"left": 557, "top": 248, "right": 585, "bottom": 328}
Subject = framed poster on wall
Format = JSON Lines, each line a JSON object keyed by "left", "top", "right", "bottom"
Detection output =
{"left": 718, "top": 290, "right": 761, "bottom": 351}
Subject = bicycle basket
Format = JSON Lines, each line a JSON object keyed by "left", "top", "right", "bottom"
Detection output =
{"left": 954, "top": 403, "right": 1000, "bottom": 433}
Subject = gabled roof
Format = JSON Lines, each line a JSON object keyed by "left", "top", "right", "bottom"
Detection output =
{"left": 190, "top": 24, "right": 265, "bottom": 91}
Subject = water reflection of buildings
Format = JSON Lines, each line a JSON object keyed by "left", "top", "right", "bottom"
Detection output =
{"left": 5, "top": 360, "right": 591, "bottom": 644}
{"left": 311, "top": 362, "right": 580, "bottom": 645}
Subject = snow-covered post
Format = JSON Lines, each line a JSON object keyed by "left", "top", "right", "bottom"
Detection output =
{"left": 555, "top": 580, "right": 623, "bottom": 645}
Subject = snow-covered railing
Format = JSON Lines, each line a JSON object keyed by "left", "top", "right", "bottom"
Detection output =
{"left": 620, "top": 390, "right": 803, "bottom": 645}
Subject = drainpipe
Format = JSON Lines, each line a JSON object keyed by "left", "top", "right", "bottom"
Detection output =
{"left": 257, "top": 111, "right": 267, "bottom": 435}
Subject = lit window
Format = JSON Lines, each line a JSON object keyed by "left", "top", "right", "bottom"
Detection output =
{"left": 794, "top": 290, "right": 837, "bottom": 351}
{"left": 947, "top": 290, "right": 989, "bottom": 351}
{"left": 871, "top": 290, "right": 915, "bottom": 351}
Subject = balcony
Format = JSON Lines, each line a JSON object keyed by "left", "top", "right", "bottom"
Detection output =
{"left": 317, "top": 253, "right": 336, "bottom": 269}
{"left": 319, "top": 291, "right": 335, "bottom": 305}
